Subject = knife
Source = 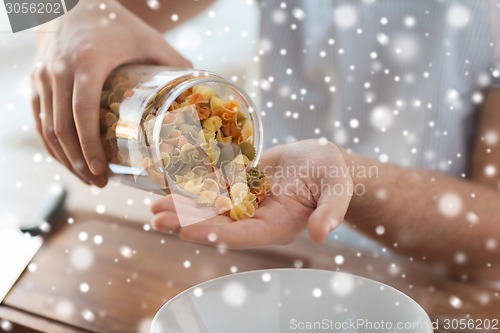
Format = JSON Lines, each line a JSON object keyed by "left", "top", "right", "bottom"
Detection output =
{"left": 0, "top": 184, "right": 67, "bottom": 303}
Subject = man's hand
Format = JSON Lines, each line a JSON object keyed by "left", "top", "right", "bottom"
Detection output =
{"left": 150, "top": 140, "right": 353, "bottom": 249}
{"left": 31, "top": 0, "right": 191, "bottom": 186}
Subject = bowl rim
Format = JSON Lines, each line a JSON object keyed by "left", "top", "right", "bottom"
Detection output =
{"left": 151, "top": 268, "right": 432, "bottom": 332}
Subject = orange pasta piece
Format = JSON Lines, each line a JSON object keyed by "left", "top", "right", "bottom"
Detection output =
{"left": 223, "top": 100, "right": 240, "bottom": 112}
{"left": 168, "top": 101, "right": 180, "bottom": 111}
{"left": 251, "top": 187, "right": 267, "bottom": 204}
{"left": 187, "top": 92, "right": 208, "bottom": 105}
{"left": 222, "top": 122, "right": 242, "bottom": 143}
{"left": 175, "top": 88, "right": 192, "bottom": 104}
{"left": 124, "top": 89, "right": 134, "bottom": 98}
{"left": 196, "top": 105, "right": 211, "bottom": 120}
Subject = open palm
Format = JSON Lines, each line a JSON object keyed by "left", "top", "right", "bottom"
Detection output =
{"left": 151, "top": 140, "right": 353, "bottom": 249}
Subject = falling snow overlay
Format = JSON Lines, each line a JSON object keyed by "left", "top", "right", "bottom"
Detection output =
{"left": 1, "top": 0, "right": 500, "bottom": 331}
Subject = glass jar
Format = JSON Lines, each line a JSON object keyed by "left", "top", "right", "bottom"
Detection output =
{"left": 99, "top": 65, "right": 266, "bottom": 225}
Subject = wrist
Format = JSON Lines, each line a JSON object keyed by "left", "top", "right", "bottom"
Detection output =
{"left": 339, "top": 149, "right": 375, "bottom": 221}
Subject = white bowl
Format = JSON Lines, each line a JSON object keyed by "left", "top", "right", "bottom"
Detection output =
{"left": 151, "top": 268, "right": 432, "bottom": 333}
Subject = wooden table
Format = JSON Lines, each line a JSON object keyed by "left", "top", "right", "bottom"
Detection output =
{"left": 0, "top": 209, "right": 498, "bottom": 333}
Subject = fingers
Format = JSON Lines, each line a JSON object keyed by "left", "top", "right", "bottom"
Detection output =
{"left": 34, "top": 66, "right": 78, "bottom": 175}
{"left": 72, "top": 52, "right": 109, "bottom": 180}
{"left": 307, "top": 177, "right": 353, "bottom": 243}
{"left": 31, "top": 75, "right": 54, "bottom": 157}
{"left": 151, "top": 211, "right": 182, "bottom": 235}
{"left": 150, "top": 196, "right": 181, "bottom": 234}
{"left": 50, "top": 60, "right": 106, "bottom": 186}
{"left": 150, "top": 196, "right": 174, "bottom": 214}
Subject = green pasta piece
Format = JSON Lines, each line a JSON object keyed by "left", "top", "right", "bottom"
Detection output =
{"left": 239, "top": 141, "right": 256, "bottom": 161}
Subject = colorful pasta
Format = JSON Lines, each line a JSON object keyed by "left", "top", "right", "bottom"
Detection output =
{"left": 100, "top": 73, "right": 270, "bottom": 221}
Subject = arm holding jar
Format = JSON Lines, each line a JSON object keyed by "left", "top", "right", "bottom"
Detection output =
{"left": 30, "top": 0, "right": 212, "bottom": 186}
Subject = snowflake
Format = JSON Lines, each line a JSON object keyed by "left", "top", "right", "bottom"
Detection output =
{"left": 404, "top": 16, "right": 416, "bottom": 28}
{"left": 449, "top": 295, "right": 463, "bottom": 309}
{"left": 447, "top": 5, "right": 471, "bottom": 29}
{"left": 272, "top": 9, "right": 287, "bottom": 25}
{"left": 222, "top": 282, "right": 247, "bottom": 306}
{"left": 334, "top": 255, "right": 345, "bottom": 265}
{"left": 437, "top": 193, "right": 463, "bottom": 218}
{"left": 146, "top": 0, "right": 160, "bottom": 10}
{"left": 55, "top": 300, "right": 74, "bottom": 318}
{"left": 70, "top": 246, "right": 94, "bottom": 271}
{"left": 370, "top": 106, "right": 394, "bottom": 130}
{"left": 375, "top": 225, "right": 385, "bottom": 235}
{"left": 330, "top": 274, "right": 355, "bottom": 296}
{"left": 193, "top": 287, "right": 203, "bottom": 297}
{"left": 312, "top": 288, "right": 322, "bottom": 298}
{"left": 333, "top": 4, "right": 358, "bottom": 29}
{"left": 80, "top": 283, "right": 90, "bottom": 293}
{"left": 292, "top": 7, "right": 305, "bottom": 20}
{"left": 485, "top": 165, "right": 497, "bottom": 177}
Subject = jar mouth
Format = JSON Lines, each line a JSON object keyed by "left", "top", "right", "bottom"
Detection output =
{"left": 153, "top": 70, "right": 264, "bottom": 198}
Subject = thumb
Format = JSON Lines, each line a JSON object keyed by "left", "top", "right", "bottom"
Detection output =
{"left": 150, "top": 37, "right": 193, "bottom": 68}
{"left": 307, "top": 176, "right": 353, "bottom": 243}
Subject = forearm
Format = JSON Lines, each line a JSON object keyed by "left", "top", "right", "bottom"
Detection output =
{"left": 342, "top": 150, "right": 498, "bottom": 279}
{"left": 119, "top": 0, "right": 214, "bottom": 32}
{"left": 40, "top": 0, "right": 213, "bottom": 35}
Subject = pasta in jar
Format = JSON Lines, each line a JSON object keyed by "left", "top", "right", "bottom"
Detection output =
{"left": 99, "top": 65, "right": 269, "bottom": 221}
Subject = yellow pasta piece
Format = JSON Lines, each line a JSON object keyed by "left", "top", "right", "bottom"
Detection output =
{"left": 196, "top": 178, "right": 221, "bottom": 205}
{"left": 215, "top": 196, "right": 233, "bottom": 214}
{"left": 230, "top": 182, "right": 249, "bottom": 205}
{"left": 191, "top": 166, "right": 210, "bottom": 177}
{"left": 178, "top": 143, "right": 202, "bottom": 166}
{"left": 193, "top": 85, "right": 216, "bottom": 100}
{"left": 246, "top": 192, "right": 257, "bottom": 204}
{"left": 201, "top": 138, "right": 221, "bottom": 166}
{"left": 202, "top": 128, "right": 216, "bottom": 142}
{"left": 201, "top": 178, "right": 220, "bottom": 193}
{"left": 197, "top": 190, "right": 218, "bottom": 206}
{"left": 110, "top": 102, "right": 121, "bottom": 114}
{"left": 183, "top": 177, "right": 204, "bottom": 195}
{"left": 229, "top": 201, "right": 256, "bottom": 220}
{"left": 210, "top": 96, "right": 224, "bottom": 112}
{"left": 104, "top": 112, "right": 118, "bottom": 127}
{"left": 160, "top": 152, "right": 170, "bottom": 168}
{"left": 241, "top": 121, "right": 253, "bottom": 141}
{"left": 203, "top": 116, "right": 223, "bottom": 132}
